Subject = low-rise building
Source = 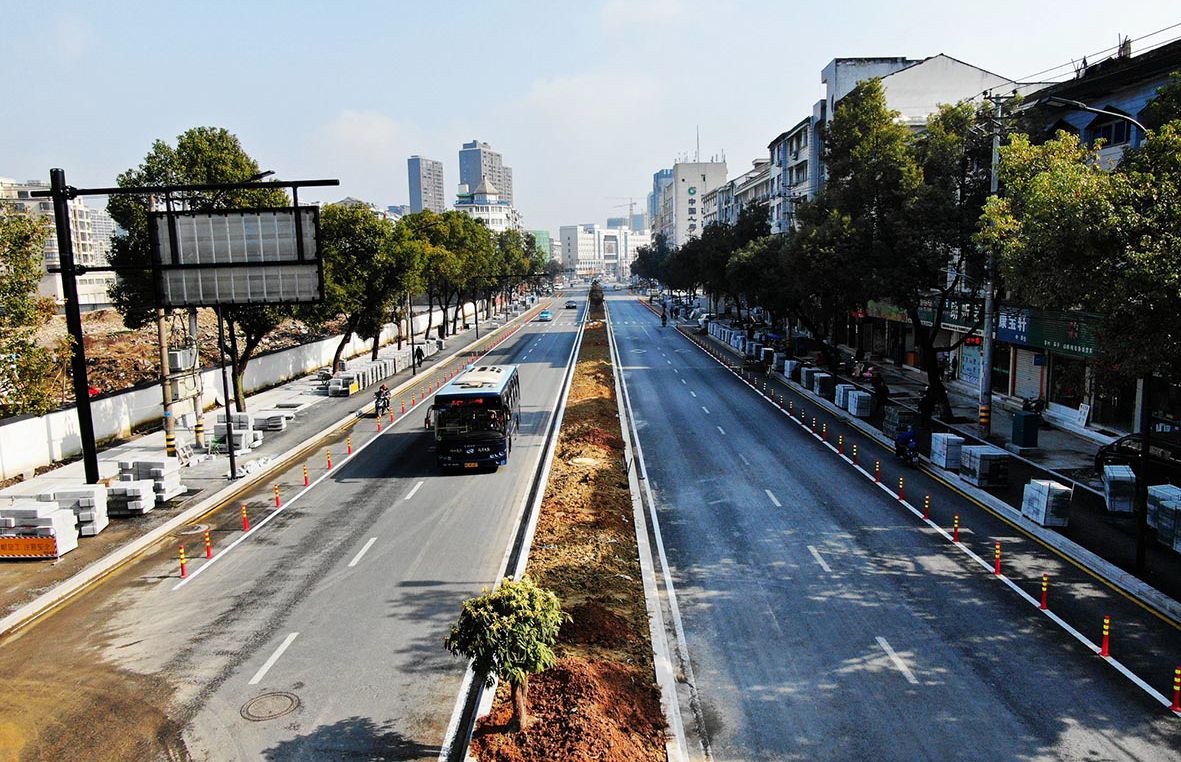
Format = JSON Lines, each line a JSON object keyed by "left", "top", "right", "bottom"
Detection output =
{"left": 560, "top": 224, "right": 650, "bottom": 279}
{"left": 454, "top": 179, "right": 523, "bottom": 233}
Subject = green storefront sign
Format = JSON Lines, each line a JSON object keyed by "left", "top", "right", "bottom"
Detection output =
{"left": 997, "top": 306, "right": 1098, "bottom": 358}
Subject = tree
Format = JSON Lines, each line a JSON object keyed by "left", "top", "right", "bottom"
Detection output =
{"left": 1141, "top": 72, "right": 1181, "bottom": 131}
{"left": 107, "top": 126, "right": 289, "bottom": 410}
{"left": 0, "top": 208, "right": 63, "bottom": 417}
{"left": 444, "top": 577, "right": 564, "bottom": 731}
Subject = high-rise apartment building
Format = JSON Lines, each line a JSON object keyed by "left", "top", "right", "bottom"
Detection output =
{"left": 0, "top": 176, "right": 116, "bottom": 311}
{"left": 459, "top": 140, "right": 513, "bottom": 207}
{"left": 407, "top": 155, "right": 445, "bottom": 213}
{"left": 653, "top": 161, "right": 727, "bottom": 247}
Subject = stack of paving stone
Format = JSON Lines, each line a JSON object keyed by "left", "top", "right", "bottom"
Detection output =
{"left": 800, "top": 367, "right": 818, "bottom": 390}
{"left": 1021, "top": 479, "right": 1071, "bottom": 527}
{"left": 1102, "top": 465, "right": 1137, "bottom": 514}
{"left": 118, "top": 457, "right": 186, "bottom": 502}
{"left": 38, "top": 485, "right": 109, "bottom": 536}
{"left": 1148, "top": 485, "right": 1181, "bottom": 550}
{"left": 106, "top": 480, "right": 158, "bottom": 517}
{"left": 214, "top": 412, "right": 263, "bottom": 451}
{"left": 0, "top": 501, "right": 79, "bottom": 558}
{"left": 328, "top": 373, "right": 359, "bottom": 397}
{"left": 834, "top": 383, "right": 857, "bottom": 409}
{"left": 882, "top": 406, "right": 917, "bottom": 440}
{"left": 784, "top": 360, "right": 801, "bottom": 381}
{"left": 813, "top": 372, "right": 835, "bottom": 399}
{"left": 930, "top": 432, "right": 964, "bottom": 470}
{"left": 254, "top": 410, "right": 291, "bottom": 432}
{"left": 846, "top": 390, "right": 873, "bottom": 418}
{"left": 960, "top": 445, "right": 1010, "bottom": 487}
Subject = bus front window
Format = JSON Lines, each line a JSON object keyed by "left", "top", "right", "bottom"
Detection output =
{"left": 435, "top": 406, "right": 505, "bottom": 439}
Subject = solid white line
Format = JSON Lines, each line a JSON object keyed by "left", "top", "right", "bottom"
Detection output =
{"left": 764, "top": 489, "right": 781, "bottom": 507}
{"left": 738, "top": 453, "right": 750, "bottom": 467}
{"left": 249, "top": 632, "right": 299, "bottom": 685}
{"left": 808, "top": 545, "right": 832, "bottom": 573}
{"left": 876, "top": 636, "right": 919, "bottom": 685}
{"left": 701, "top": 406, "right": 711, "bottom": 415}
{"left": 348, "top": 537, "right": 378, "bottom": 568}
{"left": 716, "top": 425, "right": 726, "bottom": 435}
{"left": 403, "top": 480, "right": 425, "bottom": 501}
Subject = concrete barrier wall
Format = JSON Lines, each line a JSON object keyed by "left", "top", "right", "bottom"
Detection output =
{"left": 0, "top": 301, "right": 480, "bottom": 481}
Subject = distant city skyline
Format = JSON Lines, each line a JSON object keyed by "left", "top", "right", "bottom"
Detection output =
{"left": 2, "top": 2, "right": 1178, "bottom": 232}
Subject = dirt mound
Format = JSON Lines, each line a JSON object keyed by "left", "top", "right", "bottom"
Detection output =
{"left": 576, "top": 426, "right": 625, "bottom": 451}
{"left": 472, "top": 658, "right": 665, "bottom": 762}
{"left": 561, "top": 601, "right": 635, "bottom": 648}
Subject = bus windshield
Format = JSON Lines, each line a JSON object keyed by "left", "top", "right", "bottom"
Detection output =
{"left": 435, "top": 405, "right": 505, "bottom": 440}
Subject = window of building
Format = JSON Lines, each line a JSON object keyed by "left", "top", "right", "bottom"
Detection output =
{"left": 1092, "top": 120, "right": 1130, "bottom": 147}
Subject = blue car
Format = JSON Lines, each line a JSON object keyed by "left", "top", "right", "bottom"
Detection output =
{"left": 537, "top": 310, "right": 553, "bottom": 321}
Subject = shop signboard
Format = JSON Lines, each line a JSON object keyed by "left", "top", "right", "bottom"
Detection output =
{"left": 997, "top": 306, "right": 1097, "bottom": 358}
{"left": 866, "top": 300, "right": 909, "bottom": 323}
{"left": 918, "top": 294, "right": 984, "bottom": 333}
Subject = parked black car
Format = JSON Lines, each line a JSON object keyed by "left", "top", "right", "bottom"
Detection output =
{"left": 1094, "top": 433, "right": 1181, "bottom": 484}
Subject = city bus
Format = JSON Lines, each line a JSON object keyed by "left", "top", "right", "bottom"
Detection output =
{"left": 430, "top": 365, "right": 521, "bottom": 470}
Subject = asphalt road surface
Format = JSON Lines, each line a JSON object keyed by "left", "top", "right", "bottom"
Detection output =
{"left": 608, "top": 293, "right": 1180, "bottom": 762}
{"left": 5, "top": 294, "right": 585, "bottom": 761}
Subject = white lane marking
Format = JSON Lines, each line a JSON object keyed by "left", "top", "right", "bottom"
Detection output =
{"left": 876, "top": 636, "right": 919, "bottom": 685}
{"left": 716, "top": 426, "right": 726, "bottom": 435}
{"left": 249, "top": 632, "right": 299, "bottom": 685}
{"left": 403, "top": 480, "right": 424, "bottom": 501}
{"left": 680, "top": 378, "right": 687, "bottom": 385}
{"left": 673, "top": 368, "right": 679, "bottom": 374}
{"left": 666, "top": 359, "right": 672, "bottom": 365}
{"left": 764, "top": 489, "right": 781, "bottom": 507}
{"left": 808, "top": 545, "right": 833, "bottom": 573}
{"left": 348, "top": 537, "right": 378, "bottom": 568}
{"left": 689, "top": 391, "right": 697, "bottom": 398}
{"left": 701, "top": 406, "right": 711, "bottom": 415}
{"left": 738, "top": 453, "right": 750, "bottom": 467}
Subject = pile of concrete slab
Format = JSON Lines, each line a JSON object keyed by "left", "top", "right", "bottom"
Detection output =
{"left": 107, "top": 480, "right": 157, "bottom": 517}
{"left": 1148, "top": 484, "right": 1181, "bottom": 552}
{"left": 882, "top": 406, "right": 916, "bottom": 440}
{"left": 960, "top": 445, "right": 1010, "bottom": 488}
{"left": 800, "top": 367, "right": 818, "bottom": 390}
{"left": 38, "top": 485, "right": 109, "bottom": 536}
{"left": 328, "top": 357, "right": 397, "bottom": 398}
{"left": 1102, "top": 465, "right": 1137, "bottom": 514}
{"left": 117, "top": 457, "right": 186, "bottom": 503}
{"left": 0, "top": 501, "right": 79, "bottom": 558}
{"left": 834, "top": 383, "right": 857, "bottom": 410}
{"left": 930, "top": 433, "right": 964, "bottom": 470}
{"left": 846, "top": 390, "right": 874, "bottom": 418}
{"left": 1021, "top": 479, "right": 1071, "bottom": 527}
{"left": 253, "top": 410, "right": 291, "bottom": 432}
{"left": 213, "top": 412, "right": 264, "bottom": 452}
{"left": 812, "top": 372, "right": 835, "bottom": 399}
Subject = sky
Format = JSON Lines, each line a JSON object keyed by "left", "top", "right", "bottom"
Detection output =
{"left": 3, "top": 1, "right": 1179, "bottom": 233}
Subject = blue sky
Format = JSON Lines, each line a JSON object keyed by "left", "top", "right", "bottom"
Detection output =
{"left": 3, "top": 1, "right": 1179, "bottom": 232}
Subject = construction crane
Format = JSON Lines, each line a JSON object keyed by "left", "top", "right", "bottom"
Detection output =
{"left": 605, "top": 196, "right": 642, "bottom": 230}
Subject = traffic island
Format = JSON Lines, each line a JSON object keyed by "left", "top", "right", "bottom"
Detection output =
{"left": 471, "top": 299, "right": 665, "bottom": 761}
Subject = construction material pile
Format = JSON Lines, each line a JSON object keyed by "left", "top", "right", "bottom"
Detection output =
{"left": 882, "top": 406, "right": 917, "bottom": 440}
{"left": 846, "top": 390, "right": 873, "bottom": 418}
{"left": 106, "top": 480, "right": 157, "bottom": 517}
{"left": 1102, "top": 465, "right": 1137, "bottom": 514}
{"left": 1021, "top": 479, "right": 1071, "bottom": 527}
{"left": 38, "top": 485, "right": 109, "bottom": 536}
{"left": 0, "top": 501, "right": 79, "bottom": 558}
{"left": 960, "top": 445, "right": 1010, "bottom": 488}
{"left": 1148, "top": 484, "right": 1181, "bottom": 552}
{"left": 930, "top": 432, "right": 964, "bottom": 470}
{"left": 213, "top": 412, "right": 263, "bottom": 452}
{"left": 119, "top": 457, "right": 186, "bottom": 502}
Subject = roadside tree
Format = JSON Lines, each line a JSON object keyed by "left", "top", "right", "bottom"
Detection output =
{"left": 444, "top": 577, "right": 565, "bottom": 731}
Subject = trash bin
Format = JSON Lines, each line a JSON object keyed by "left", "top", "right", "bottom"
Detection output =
{"left": 1012, "top": 410, "right": 1040, "bottom": 448}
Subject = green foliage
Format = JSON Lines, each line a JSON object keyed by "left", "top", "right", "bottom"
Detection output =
{"left": 0, "top": 209, "right": 62, "bottom": 416}
{"left": 1141, "top": 71, "right": 1181, "bottom": 131}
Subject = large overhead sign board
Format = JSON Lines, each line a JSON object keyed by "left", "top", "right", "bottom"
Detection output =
{"left": 150, "top": 206, "right": 324, "bottom": 307}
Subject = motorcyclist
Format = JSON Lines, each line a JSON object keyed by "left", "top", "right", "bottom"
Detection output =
{"left": 894, "top": 425, "right": 918, "bottom": 461}
{"left": 375, "top": 383, "right": 390, "bottom": 416}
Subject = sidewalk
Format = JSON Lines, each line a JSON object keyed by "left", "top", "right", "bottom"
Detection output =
{"left": 0, "top": 304, "right": 539, "bottom": 619}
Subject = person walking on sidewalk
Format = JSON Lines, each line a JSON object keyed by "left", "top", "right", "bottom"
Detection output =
{"left": 918, "top": 385, "right": 935, "bottom": 428}
{"left": 871, "top": 372, "right": 890, "bottom": 414}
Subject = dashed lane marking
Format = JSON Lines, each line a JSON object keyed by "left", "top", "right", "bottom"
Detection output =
{"left": 876, "top": 636, "right": 919, "bottom": 685}
{"left": 765, "top": 489, "right": 781, "bottom": 507}
{"left": 249, "top": 632, "right": 299, "bottom": 686}
{"left": 348, "top": 537, "right": 377, "bottom": 568}
{"left": 808, "top": 545, "right": 832, "bottom": 573}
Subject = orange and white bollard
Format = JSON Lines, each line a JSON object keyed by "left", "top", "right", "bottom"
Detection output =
{"left": 326, "top": 449, "right": 333, "bottom": 470}
{"left": 1040, "top": 573, "right": 1049, "bottom": 610}
{"left": 994, "top": 542, "right": 1002, "bottom": 575}
{"left": 178, "top": 545, "right": 188, "bottom": 578}
{"left": 204, "top": 529, "right": 213, "bottom": 559}
{"left": 411, "top": 395, "right": 417, "bottom": 407}
{"left": 898, "top": 475, "right": 905, "bottom": 502}
{"left": 953, "top": 514, "right": 960, "bottom": 543}
{"left": 852, "top": 443, "right": 858, "bottom": 465}
{"left": 347, "top": 435, "right": 353, "bottom": 455}
{"left": 273, "top": 483, "right": 281, "bottom": 507}
{"left": 838, "top": 434, "right": 844, "bottom": 454}
{"left": 376, "top": 419, "right": 382, "bottom": 432}
{"left": 874, "top": 460, "right": 881, "bottom": 483}
{"left": 1100, "top": 615, "right": 1111, "bottom": 657}
{"left": 1171, "top": 667, "right": 1180, "bottom": 712}
{"left": 812, "top": 416, "right": 817, "bottom": 434}
{"left": 389, "top": 411, "right": 395, "bottom": 423}
{"left": 822, "top": 423, "right": 828, "bottom": 442}
{"left": 789, "top": 400, "right": 794, "bottom": 416}
{"left": 303, "top": 463, "right": 310, "bottom": 486}
{"left": 923, "top": 495, "right": 930, "bottom": 520}
{"left": 401, "top": 399, "right": 406, "bottom": 414}
{"left": 241, "top": 504, "right": 250, "bottom": 531}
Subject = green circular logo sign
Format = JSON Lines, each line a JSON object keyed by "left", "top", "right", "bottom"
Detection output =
{"left": 687, "top": 187, "right": 697, "bottom": 196}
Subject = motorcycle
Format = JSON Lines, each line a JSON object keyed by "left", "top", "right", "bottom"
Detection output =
{"left": 374, "top": 391, "right": 390, "bottom": 418}
{"left": 895, "top": 438, "right": 919, "bottom": 467}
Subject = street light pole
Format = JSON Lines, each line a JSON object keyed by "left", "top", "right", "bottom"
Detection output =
{"left": 978, "top": 94, "right": 1004, "bottom": 438}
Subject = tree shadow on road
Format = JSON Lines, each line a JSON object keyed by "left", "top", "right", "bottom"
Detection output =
{"left": 260, "top": 715, "right": 441, "bottom": 761}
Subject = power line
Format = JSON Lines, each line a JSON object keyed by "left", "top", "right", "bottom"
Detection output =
{"left": 1014, "top": 21, "right": 1181, "bottom": 83}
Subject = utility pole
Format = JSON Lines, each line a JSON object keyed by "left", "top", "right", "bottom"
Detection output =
{"left": 978, "top": 93, "right": 1004, "bottom": 439}
{"left": 49, "top": 168, "right": 100, "bottom": 483}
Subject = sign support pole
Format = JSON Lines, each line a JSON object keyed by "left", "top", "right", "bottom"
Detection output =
{"left": 216, "top": 307, "right": 238, "bottom": 480}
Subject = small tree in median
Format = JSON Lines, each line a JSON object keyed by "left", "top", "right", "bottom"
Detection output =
{"left": 444, "top": 577, "right": 564, "bottom": 731}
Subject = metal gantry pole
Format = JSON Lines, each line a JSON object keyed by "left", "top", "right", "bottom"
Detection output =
{"left": 50, "top": 168, "right": 101, "bottom": 483}
{"left": 216, "top": 307, "right": 238, "bottom": 479}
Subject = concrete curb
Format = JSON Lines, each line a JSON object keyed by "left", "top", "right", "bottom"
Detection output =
{"left": 0, "top": 303, "right": 548, "bottom": 638}
{"left": 692, "top": 326, "right": 1181, "bottom": 628}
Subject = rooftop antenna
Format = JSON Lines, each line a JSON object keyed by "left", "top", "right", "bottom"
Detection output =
{"left": 696, "top": 126, "right": 700, "bottom": 162}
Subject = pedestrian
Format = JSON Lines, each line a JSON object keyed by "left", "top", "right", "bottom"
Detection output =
{"left": 918, "top": 385, "right": 934, "bottom": 428}
{"left": 415, "top": 345, "right": 424, "bottom": 367}
{"left": 948, "top": 355, "right": 958, "bottom": 381}
{"left": 871, "top": 373, "right": 889, "bottom": 414}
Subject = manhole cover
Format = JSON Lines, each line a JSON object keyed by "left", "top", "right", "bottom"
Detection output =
{"left": 241, "top": 692, "right": 300, "bottom": 721}
{"left": 177, "top": 523, "right": 209, "bottom": 536}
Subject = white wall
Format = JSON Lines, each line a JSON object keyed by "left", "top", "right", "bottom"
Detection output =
{"left": 0, "top": 301, "right": 480, "bottom": 481}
